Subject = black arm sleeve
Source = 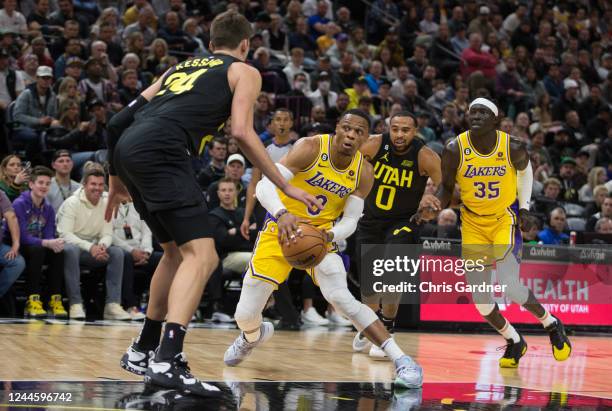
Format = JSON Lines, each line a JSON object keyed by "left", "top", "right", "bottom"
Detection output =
{"left": 106, "top": 95, "right": 149, "bottom": 175}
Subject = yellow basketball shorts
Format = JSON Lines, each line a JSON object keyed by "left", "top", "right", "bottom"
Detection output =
{"left": 460, "top": 204, "right": 523, "bottom": 265}
{"left": 246, "top": 220, "right": 337, "bottom": 288}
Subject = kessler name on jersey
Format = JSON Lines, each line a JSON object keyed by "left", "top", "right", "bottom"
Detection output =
{"left": 305, "top": 171, "right": 352, "bottom": 198}
{"left": 373, "top": 162, "right": 414, "bottom": 188}
{"left": 174, "top": 57, "right": 224, "bottom": 70}
{"left": 463, "top": 165, "right": 507, "bottom": 178}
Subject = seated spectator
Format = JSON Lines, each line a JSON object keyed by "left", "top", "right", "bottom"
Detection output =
{"left": 88, "top": 40, "right": 118, "bottom": 84}
{"left": 586, "top": 196, "right": 612, "bottom": 232}
{"left": 325, "top": 92, "right": 349, "bottom": 124}
{"left": 595, "top": 217, "right": 612, "bottom": 234}
{"left": 12, "top": 66, "right": 57, "bottom": 159}
{"left": 345, "top": 76, "right": 371, "bottom": 110}
{"left": 13, "top": 166, "right": 67, "bottom": 318}
{"left": 277, "top": 72, "right": 314, "bottom": 125}
{"left": 47, "top": 149, "right": 80, "bottom": 213}
{"left": 0, "top": 189, "right": 25, "bottom": 298}
{"left": 283, "top": 47, "right": 311, "bottom": 92}
{"left": 0, "top": 0, "right": 28, "bottom": 36}
{"left": 78, "top": 58, "right": 119, "bottom": 111}
{"left": 579, "top": 167, "right": 607, "bottom": 203}
{"left": 288, "top": 17, "right": 318, "bottom": 58}
{"left": 308, "top": 71, "right": 337, "bottom": 111}
{"left": 584, "top": 185, "right": 609, "bottom": 217}
{"left": 53, "top": 38, "right": 84, "bottom": 79}
{"left": 521, "top": 215, "right": 542, "bottom": 244}
{"left": 112, "top": 201, "right": 161, "bottom": 321}
{"left": 554, "top": 157, "right": 585, "bottom": 204}
{"left": 420, "top": 208, "right": 461, "bottom": 239}
{"left": 400, "top": 79, "right": 428, "bottom": 114}
{"left": 538, "top": 207, "right": 569, "bottom": 245}
{"left": 336, "top": 52, "right": 361, "bottom": 92}
{"left": 552, "top": 79, "right": 580, "bottom": 122}
{"left": 0, "top": 154, "right": 29, "bottom": 201}
{"left": 17, "top": 53, "right": 38, "bottom": 87}
{"left": 460, "top": 32, "right": 497, "bottom": 80}
{"left": 144, "top": 38, "right": 169, "bottom": 74}
{"left": 301, "top": 104, "right": 334, "bottom": 135}
{"left": 206, "top": 154, "right": 247, "bottom": 209}
{"left": 533, "top": 177, "right": 563, "bottom": 217}
{"left": 57, "top": 167, "right": 129, "bottom": 320}
{"left": 122, "top": 7, "right": 156, "bottom": 46}
{"left": 157, "top": 11, "right": 197, "bottom": 54}
{"left": 118, "top": 69, "right": 141, "bottom": 106}
{"left": 209, "top": 178, "right": 255, "bottom": 275}
{"left": 197, "top": 137, "right": 227, "bottom": 190}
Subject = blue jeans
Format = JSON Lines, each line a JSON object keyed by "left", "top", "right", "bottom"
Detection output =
{"left": 0, "top": 243, "right": 26, "bottom": 297}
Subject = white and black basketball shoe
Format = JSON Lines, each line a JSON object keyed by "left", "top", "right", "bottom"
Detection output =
{"left": 120, "top": 339, "right": 154, "bottom": 376}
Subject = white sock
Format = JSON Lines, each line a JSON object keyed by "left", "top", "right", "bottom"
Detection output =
{"left": 499, "top": 320, "right": 520, "bottom": 343}
{"left": 537, "top": 311, "right": 556, "bottom": 328}
{"left": 244, "top": 328, "right": 261, "bottom": 343}
{"left": 381, "top": 337, "right": 404, "bottom": 361}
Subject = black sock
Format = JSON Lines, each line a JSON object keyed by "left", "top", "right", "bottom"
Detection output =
{"left": 135, "top": 317, "right": 163, "bottom": 352}
{"left": 157, "top": 322, "right": 187, "bottom": 361}
{"left": 381, "top": 314, "right": 395, "bottom": 333}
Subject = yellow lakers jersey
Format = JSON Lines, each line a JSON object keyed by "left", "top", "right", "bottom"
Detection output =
{"left": 277, "top": 134, "right": 364, "bottom": 230}
{"left": 455, "top": 130, "right": 517, "bottom": 216}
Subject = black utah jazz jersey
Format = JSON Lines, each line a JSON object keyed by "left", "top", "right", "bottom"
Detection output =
{"left": 134, "top": 53, "right": 241, "bottom": 154}
{"left": 363, "top": 133, "right": 429, "bottom": 221}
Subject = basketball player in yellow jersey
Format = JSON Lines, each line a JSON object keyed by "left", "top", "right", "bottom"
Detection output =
{"left": 427, "top": 98, "right": 571, "bottom": 368}
{"left": 224, "top": 110, "right": 423, "bottom": 389}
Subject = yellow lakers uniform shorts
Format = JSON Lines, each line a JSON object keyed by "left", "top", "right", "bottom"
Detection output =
{"left": 460, "top": 201, "right": 523, "bottom": 265}
{"left": 246, "top": 219, "right": 337, "bottom": 288}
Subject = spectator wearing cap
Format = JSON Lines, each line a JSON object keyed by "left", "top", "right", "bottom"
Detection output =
{"left": 12, "top": 65, "right": 57, "bottom": 157}
{"left": 53, "top": 38, "right": 84, "bottom": 79}
{"left": 326, "top": 32, "right": 351, "bottom": 68}
{"left": 344, "top": 76, "right": 371, "bottom": 110}
{"left": 57, "top": 167, "right": 130, "bottom": 321}
{"left": 78, "top": 58, "right": 119, "bottom": 111}
{"left": 13, "top": 165, "right": 68, "bottom": 319}
{"left": 112, "top": 200, "right": 160, "bottom": 321}
{"left": 586, "top": 196, "right": 612, "bottom": 232}
{"left": 451, "top": 22, "right": 469, "bottom": 54}
{"left": 460, "top": 32, "right": 497, "bottom": 79}
{"left": 308, "top": 71, "right": 337, "bottom": 111}
{"left": 16, "top": 53, "right": 38, "bottom": 88}
{"left": 206, "top": 154, "right": 247, "bottom": 210}
{"left": 0, "top": 0, "right": 27, "bottom": 36}
{"left": 400, "top": 79, "right": 428, "bottom": 114}
{"left": 0, "top": 48, "right": 25, "bottom": 111}
{"left": 467, "top": 5, "right": 495, "bottom": 41}
{"left": 307, "top": 0, "right": 331, "bottom": 41}
{"left": 553, "top": 157, "right": 585, "bottom": 204}
{"left": 538, "top": 207, "right": 569, "bottom": 245}
{"left": 283, "top": 48, "right": 311, "bottom": 93}
{"left": 543, "top": 64, "right": 564, "bottom": 102}
{"left": 47, "top": 150, "right": 81, "bottom": 213}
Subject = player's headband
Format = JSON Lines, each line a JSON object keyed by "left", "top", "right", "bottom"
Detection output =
{"left": 469, "top": 98, "right": 499, "bottom": 117}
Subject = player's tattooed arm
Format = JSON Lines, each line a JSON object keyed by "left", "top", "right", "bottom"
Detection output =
{"left": 359, "top": 134, "right": 383, "bottom": 162}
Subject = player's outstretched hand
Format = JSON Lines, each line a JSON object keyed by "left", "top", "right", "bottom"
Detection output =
{"left": 411, "top": 194, "right": 441, "bottom": 224}
{"left": 518, "top": 209, "right": 532, "bottom": 232}
{"left": 277, "top": 212, "right": 307, "bottom": 246}
{"left": 240, "top": 218, "right": 251, "bottom": 240}
{"left": 282, "top": 185, "right": 323, "bottom": 213}
{"left": 105, "top": 175, "right": 131, "bottom": 222}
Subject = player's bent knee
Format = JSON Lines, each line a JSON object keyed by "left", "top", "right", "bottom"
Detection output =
{"left": 475, "top": 303, "right": 496, "bottom": 316}
{"left": 234, "top": 306, "right": 262, "bottom": 332}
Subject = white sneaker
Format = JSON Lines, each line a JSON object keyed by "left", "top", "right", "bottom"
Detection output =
{"left": 212, "top": 312, "right": 235, "bottom": 323}
{"left": 69, "top": 303, "right": 86, "bottom": 320}
{"left": 352, "top": 331, "right": 372, "bottom": 352}
{"left": 301, "top": 307, "right": 329, "bottom": 325}
{"left": 369, "top": 342, "right": 389, "bottom": 360}
{"left": 326, "top": 310, "right": 352, "bottom": 327}
{"left": 104, "top": 303, "right": 131, "bottom": 320}
{"left": 127, "top": 307, "right": 146, "bottom": 321}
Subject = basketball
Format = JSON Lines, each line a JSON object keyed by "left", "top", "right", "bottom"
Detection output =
{"left": 281, "top": 223, "right": 327, "bottom": 269}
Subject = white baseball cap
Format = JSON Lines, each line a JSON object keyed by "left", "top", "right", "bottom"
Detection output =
{"left": 36, "top": 65, "right": 53, "bottom": 77}
{"left": 226, "top": 153, "right": 245, "bottom": 166}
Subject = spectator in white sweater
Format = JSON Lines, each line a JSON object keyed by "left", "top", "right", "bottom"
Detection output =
{"left": 112, "top": 201, "right": 162, "bottom": 320}
{"left": 56, "top": 167, "right": 130, "bottom": 321}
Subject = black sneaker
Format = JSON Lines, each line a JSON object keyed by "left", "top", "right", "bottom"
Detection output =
{"left": 498, "top": 335, "right": 527, "bottom": 368}
{"left": 545, "top": 316, "right": 572, "bottom": 361}
{"left": 120, "top": 339, "right": 154, "bottom": 376}
{"left": 144, "top": 352, "right": 222, "bottom": 398}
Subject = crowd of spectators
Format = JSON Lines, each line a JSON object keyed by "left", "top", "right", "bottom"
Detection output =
{"left": 0, "top": 0, "right": 610, "bottom": 321}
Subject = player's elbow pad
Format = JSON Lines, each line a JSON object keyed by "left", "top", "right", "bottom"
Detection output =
{"left": 517, "top": 161, "right": 533, "bottom": 210}
{"left": 330, "top": 195, "right": 364, "bottom": 241}
{"left": 255, "top": 163, "right": 294, "bottom": 216}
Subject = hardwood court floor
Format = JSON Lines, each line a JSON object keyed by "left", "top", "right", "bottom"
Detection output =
{"left": 0, "top": 321, "right": 610, "bottom": 400}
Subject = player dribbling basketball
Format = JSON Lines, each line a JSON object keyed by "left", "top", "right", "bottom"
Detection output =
{"left": 224, "top": 110, "right": 423, "bottom": 389}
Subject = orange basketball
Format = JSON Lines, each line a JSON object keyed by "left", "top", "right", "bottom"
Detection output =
{"left": 281, "top": 223, "right": 327, "bottom": 269}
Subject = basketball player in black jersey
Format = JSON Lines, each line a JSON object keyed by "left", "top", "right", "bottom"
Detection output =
{"left": 353, "top": 111, "right": 442, "bottom": 359}
{"left": 105, "top": 11, "right": 319, "bottom": 396}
